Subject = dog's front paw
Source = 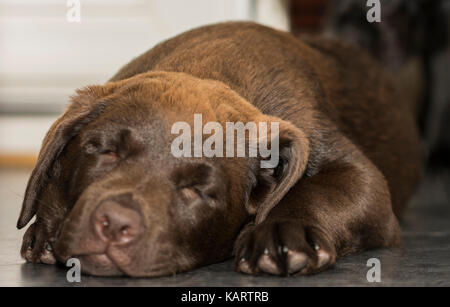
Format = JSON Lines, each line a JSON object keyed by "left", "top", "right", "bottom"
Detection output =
{"left": 20, "top": 221, "right": 56, "bottom": 264}
{"left": 234, "top": 220, "right": 336, "bottom": 276}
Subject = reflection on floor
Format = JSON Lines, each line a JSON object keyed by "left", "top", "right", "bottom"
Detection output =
{"left": 0, "top": 168, "right": 449, "bottom": 286}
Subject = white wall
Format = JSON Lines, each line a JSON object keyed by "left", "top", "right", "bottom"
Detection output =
{"left": 0, "top": 0, "right": 289, "bottom": 154}
{"left": 0, "top": 0, "right": 289, "bottom": 112}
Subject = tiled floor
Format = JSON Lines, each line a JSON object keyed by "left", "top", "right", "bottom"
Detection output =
{"left": 0, "top": 168, "right": 449, "bottom": 286}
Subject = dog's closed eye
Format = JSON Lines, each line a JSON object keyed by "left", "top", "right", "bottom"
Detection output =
{"left": 98, "top": 150, "right": 119, "bottom": 164}
{"left": 172, "top": 162, "right": 224, "bottom": 207}
{"left": 180, "top": 187, "right": 201, "bottom": 204}
{"left": 83, "top": 142, "right": 120, "bottom": 168}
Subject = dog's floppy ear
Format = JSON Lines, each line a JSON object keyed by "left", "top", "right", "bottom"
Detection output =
{"left": 16, "top": 85, "right": 118, "bottom": 229}
{"left": 247, "top": 116, "right": 309, "bottom": 224}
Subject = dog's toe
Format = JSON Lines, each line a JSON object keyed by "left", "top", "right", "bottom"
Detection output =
{"left": 257, "top": 254, "right": 281, "bottom": 275}
{"left": 286, "top": 250, "right": 308, "bottom": 274}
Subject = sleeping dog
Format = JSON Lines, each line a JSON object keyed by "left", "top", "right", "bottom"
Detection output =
{"left": 17, "top": 22, "right": 423, "bottom": 277}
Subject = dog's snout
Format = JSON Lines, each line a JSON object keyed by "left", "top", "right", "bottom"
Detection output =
{"left": 93, "top": 201, "right": 143, "bottom": 245}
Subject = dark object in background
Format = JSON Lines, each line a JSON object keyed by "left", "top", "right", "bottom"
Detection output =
{"left": 319, "top": 0, "right": 450, "bottom": 169}
{"left": 290, "top": 0, "right": 329, "bottom": 32}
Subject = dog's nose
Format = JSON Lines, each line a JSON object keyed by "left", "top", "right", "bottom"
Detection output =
{"left": 93, "top": 201, "right": 143, "bottom": 245}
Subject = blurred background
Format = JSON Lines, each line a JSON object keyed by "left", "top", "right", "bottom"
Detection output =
{"left": 0, "top": 0, "right": 449, "bottom": 174}
{"left": 0, "top": 0, "right": 291, "bottom": 165}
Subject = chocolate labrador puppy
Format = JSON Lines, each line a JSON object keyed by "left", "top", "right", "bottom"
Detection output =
{"left": 17, "top": 22, "right": 423, "bottom": 277}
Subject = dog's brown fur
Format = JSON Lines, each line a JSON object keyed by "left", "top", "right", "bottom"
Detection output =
{"left": 18, "top": 22, "right": 423, "bottom": 276}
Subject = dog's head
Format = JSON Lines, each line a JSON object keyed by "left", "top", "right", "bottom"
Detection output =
{"left": 17, "top": 72, "right": 309, "bottom": 277}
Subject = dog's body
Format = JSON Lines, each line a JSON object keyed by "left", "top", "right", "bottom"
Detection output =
{"left": 18, "top": 22, "right": 423, "bottom": 276}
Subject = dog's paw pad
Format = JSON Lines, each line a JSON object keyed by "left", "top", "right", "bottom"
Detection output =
{"left": 257, "top": 254, "right": 281, "bottom": 275}
{"left": 237, "top": 258, "right": 252, "bottom": 274}
{"left": 39, "top": 243, "right": 56, "bottom": 264}
{"left": 316, "top": 249, "right": 331, "bottom": 268}
{"left": 286, "top": 250, "right": 308, "bottom": 274}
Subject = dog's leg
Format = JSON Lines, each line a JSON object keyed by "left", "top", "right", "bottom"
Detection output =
{"left": 20, "top": 182, "right": 68, "bottom": 264}
{"left": 235, "top": 138, "right": 401, "bottom": 276}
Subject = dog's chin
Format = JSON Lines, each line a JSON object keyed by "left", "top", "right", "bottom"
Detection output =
{"left": 75, "top": 253, "right": 183, "bottom": 277}
{"left": 77, "top": 254, "right": 124, "bottom": 276}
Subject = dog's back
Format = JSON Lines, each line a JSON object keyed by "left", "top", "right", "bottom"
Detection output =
{"left": 111, "top": 21, "right": 423, "bottom": 215}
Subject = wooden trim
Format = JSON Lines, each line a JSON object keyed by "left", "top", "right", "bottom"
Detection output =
{"left": 0, "top": 154, "right": 36, "bottom": 168}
